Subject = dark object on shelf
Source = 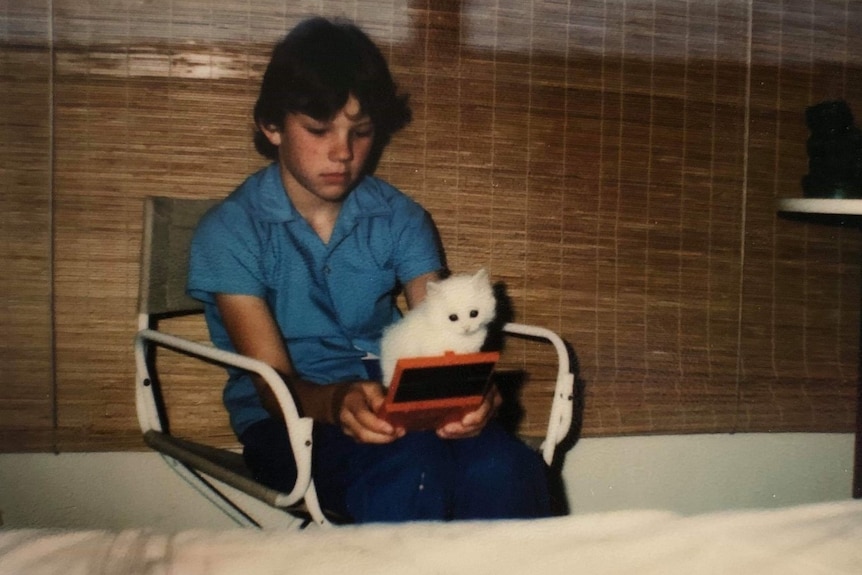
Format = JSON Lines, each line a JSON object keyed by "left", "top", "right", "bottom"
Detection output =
{"left": 802, "top": 99, "right": 862, "bottom": 199}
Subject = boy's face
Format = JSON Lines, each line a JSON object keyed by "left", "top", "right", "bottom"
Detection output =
{"left": 262, "top": 94, "right": 375, "bottom": 207}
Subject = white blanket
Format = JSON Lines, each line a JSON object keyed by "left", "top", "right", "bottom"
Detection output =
{"left": 2, "top": 501, "right": 861, "bottom": 575}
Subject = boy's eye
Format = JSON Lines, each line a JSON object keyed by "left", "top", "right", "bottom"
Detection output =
{"left": 306, "top": 126, "right": 328, "bottom": 136}
{"left": 353, "top": 127, "right": 374, "bottom": 138}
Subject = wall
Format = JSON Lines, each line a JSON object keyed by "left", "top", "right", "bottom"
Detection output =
{"left": 0, "top": 433, "right": 854, "bottom": 530}
{"left": 2, "top": 1, "right": 862, "bottom": 452}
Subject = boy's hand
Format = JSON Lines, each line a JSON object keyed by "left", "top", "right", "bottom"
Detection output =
{"left": 338, "top": 381, "right": 406, "bottom": 444}
{"left": 436, "top": 386, "right": 502, "bottom": 440}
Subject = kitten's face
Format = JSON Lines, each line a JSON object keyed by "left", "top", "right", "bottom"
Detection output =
{"left": 425, "top": 269, "right": 496, "bottom": 335}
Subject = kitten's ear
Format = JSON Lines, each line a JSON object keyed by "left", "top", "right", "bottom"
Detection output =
{"left": 472, "top": 268, "right": 489, "bottom": 284}
{"left": 426, "top": 279, "right": 442, "bottom": 295}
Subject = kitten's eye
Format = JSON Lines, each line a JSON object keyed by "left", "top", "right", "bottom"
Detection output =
{"left": 448, "top": 314, "right": 459, "bottom": 322}
{"left": 469, "top": 310, "right": 479, "bottom": 318}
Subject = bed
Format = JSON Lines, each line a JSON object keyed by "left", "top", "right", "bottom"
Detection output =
{"left": 2, "top": 500, "right": 860, "bottom": 575}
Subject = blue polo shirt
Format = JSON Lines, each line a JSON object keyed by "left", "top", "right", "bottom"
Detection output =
{"left": 187, "top": 163, "right": 442, "bottom": 436}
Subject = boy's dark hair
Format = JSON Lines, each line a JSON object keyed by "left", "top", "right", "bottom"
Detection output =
{"left": 253, "top": 17, "right": 412, "bottom": 162}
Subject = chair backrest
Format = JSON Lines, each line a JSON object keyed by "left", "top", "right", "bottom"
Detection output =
{"left": 138, "top": 196, "right": 220, "bottom": 317}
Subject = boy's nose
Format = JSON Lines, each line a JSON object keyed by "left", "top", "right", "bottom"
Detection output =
{"left": 330, "top": 137, "right": 353, "bottom": 162}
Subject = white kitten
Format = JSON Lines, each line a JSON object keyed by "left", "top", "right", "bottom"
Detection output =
{"left": 379, "top": 268, "right": 497, "bottom": 387}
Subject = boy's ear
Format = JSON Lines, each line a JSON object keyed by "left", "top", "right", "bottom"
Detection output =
{"left": 258, "top": 122, "right": 283, "bottom": 146}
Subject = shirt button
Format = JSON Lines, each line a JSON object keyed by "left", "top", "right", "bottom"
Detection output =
{"left": 323, "top": 265, "right": 331, "bottom": 274}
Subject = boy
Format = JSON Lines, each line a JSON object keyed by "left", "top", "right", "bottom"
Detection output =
{"left": 188, "top": 16, "right": 550, "bottom": 522}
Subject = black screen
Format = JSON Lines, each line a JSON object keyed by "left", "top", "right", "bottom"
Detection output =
{"left": 392, "top": 361, "right": 495, "bottom": 403}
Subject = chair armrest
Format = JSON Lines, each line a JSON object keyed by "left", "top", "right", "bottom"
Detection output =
{"left": 135, "top": 328, "right": 305, "bottom": 427}
{"left": 501, "top": 322, "right": 575, "bottom": 465}
{"left": 134, "top": 328, "right": 315, "bottom": 508}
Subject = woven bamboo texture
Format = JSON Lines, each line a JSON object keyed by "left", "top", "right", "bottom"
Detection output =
{"left": 2, "top": 0, "right": 860, "bottom": 451}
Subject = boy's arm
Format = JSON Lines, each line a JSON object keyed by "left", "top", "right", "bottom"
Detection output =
{"left": 215, "top": 293, "right": 401, "bottom": 443}
{"left": 403, "top": 270, "right": 440, "bottom": 309}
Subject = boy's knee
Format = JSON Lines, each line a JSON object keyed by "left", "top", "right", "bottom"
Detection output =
{"left": 467, "top": 440, "right": 545, "bottom": 487}
{"left": 344, "top": 432, "right": 454, "bottom": 522}
{"left": 453, "top": 429, "right": 552, "bottom": 519}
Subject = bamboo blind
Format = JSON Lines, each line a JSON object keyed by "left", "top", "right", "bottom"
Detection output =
{"left": 2, "top": 0, "right": 860, "bottom": 451}
{"left": 1, "top": 1, "right": 54, "bottom": 450}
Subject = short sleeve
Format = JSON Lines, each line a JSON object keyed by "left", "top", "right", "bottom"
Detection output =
{"left": 187, "top": 202, "right": 268, "bottom": 303}
{"left": 390, "top": 197, "right": 443, "bottom": 283}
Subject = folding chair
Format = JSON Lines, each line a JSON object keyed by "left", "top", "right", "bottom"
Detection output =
{"left": 134, "top": 195, "right": 576, "bottom": 529}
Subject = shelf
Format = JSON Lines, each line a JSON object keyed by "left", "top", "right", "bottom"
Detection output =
{"left": 777, "top": 195, "right": 862, "bottom": 499}
{"left": 777, "top": 198, "right": 862, "bottom": 216}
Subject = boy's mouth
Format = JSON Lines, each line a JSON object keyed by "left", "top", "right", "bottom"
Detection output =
{"left": 322, "top": 172, "right": 349, "bottom": 184}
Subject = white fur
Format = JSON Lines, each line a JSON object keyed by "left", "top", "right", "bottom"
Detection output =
{"left": 379, "top": 268, "right": 497, "bottom": 387}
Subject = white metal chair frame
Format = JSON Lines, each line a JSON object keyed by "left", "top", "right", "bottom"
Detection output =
{"left": 134, "top": 196, "right": 575, "bottom": 529}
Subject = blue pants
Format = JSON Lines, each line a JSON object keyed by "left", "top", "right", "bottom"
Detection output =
{"left": 241, "top": 418, "right": 552, "bottom": 523}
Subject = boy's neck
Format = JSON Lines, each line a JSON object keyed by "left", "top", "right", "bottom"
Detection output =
{"left": 286, "top": 188, "right": 342, "bottom": 244}
{"left": 303, "top": 208, "right": 339, "bottom": 244}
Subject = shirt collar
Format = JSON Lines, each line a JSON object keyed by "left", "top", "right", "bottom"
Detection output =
{"left": 253, "top": 163, "right": 298, "bottom": 223}
{"left": 254, "top": 163, "right": 392, "bottom": 224}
